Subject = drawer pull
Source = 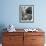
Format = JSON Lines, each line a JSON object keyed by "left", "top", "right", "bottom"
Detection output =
{"left": 9, "top": 38, "right": 13, "bottom": 40}
{"left": 32, "top": 39, "right": 36, "bottom": 40}
{"left": 9, "top": 38, "right": 12, "bottom": 40}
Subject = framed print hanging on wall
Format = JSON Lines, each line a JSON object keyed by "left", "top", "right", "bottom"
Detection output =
{"left": 19, "top": 5, "right": 34, "bottom": 23}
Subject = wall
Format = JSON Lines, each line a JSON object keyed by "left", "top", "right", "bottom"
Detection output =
{"left": 0, "top": 0, "right": 46, "bottom": 29}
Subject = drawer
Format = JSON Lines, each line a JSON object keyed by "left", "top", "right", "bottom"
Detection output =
{"left": 3, "top": 43, "right": 23, "bottom": 46}
{"left": 3, "top": 35, "right": 23, "bottom": 44}
{"left": 3, "top": 37, "right": 23, "bottom": 46}
{"left": 24, "top": 36, "right": 32, "bottom": 45}
{"left": 3, "top": 32, "right": 23, "bottom": 36}
{"left": 24, "top": 32, "right": 44, "bottom": 36}
{"left": 24, "top": 36, "right": 32, "bottom": 40}
{"left": 3, "top": 43, "right": 22, "bottom": 46}
{"left": 31, "top": 44, "right": 44, "bottom": 46}
{"left": 32, "top": 36, "right": 45, "bottom": 44}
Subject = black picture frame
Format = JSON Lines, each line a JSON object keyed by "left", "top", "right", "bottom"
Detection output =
{"left": 19, "top": 5, "right": 34, "bottom": 23}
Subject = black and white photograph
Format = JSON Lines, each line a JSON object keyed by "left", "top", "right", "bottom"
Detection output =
{"left": 19, "top": 5, "right": 34, "bottom": 23}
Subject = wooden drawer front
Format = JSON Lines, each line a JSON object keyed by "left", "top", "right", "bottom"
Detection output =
{"left": 3, "top": 36, "right": 9, "bottom": 44}
{"left": 3, "top": 36, "right": 23, "bottom": 44}
{"left": 3, "top": 43, "right": 23, "bottom": 46}
{"left": 24, "top": 36, "right": 32, "bottom": 46}
{"left": 32, "top": 36, "right": 45, "bottom": 44}
{"left": 3, "top": 44, "right": 15, "bottom": 46}
{"left": 24, "top": 32, "right": 44, "bottom": 36}
{"left": 3, "top": 32, "right": 23, "bottom": 36}
{"left": 24, "top": 36, "right": 44, "bottom": 46}
{"left": 31, "top": 44, "right": 44, "bottom": 46}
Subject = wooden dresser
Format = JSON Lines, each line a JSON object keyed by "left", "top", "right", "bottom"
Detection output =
{"left": 2, "top": 29, "right": 45, "bottom": 46}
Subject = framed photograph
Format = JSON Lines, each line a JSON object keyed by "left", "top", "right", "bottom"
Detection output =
{"left": 19, "top": 5, "right": 34, "bottom": 23}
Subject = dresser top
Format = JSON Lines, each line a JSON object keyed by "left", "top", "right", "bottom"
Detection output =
{"left": 4, "top": 29, "right": 44, "bottom": 33}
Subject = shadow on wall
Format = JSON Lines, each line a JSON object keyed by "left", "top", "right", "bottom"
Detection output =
{"left": 0, "top": 24, "right": 7, "bottom": 43}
